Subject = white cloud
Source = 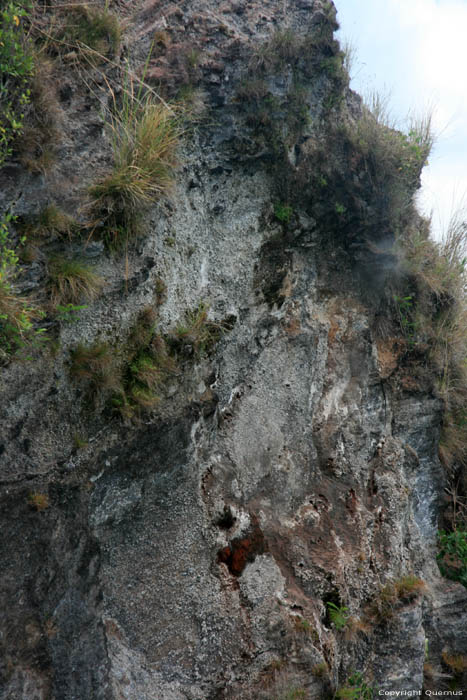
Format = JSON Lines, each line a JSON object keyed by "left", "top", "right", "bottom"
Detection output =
{"left": 336, "top": 0, "right": 467, "bottom": 238}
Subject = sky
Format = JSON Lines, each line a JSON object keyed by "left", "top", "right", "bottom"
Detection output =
{"left": 335, "top": 0, "right": 467, "bottom": 239}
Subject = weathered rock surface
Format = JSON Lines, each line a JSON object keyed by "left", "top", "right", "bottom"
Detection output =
{"left": 1, "top": 0, "right": 466, "bottom": 698}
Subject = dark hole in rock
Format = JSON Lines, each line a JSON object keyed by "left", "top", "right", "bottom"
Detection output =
{"left": 215, "top": 506, "right": 236, "bottom": 530}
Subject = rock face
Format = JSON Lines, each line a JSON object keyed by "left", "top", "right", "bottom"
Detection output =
{"left": 1, "top": 0, "right": 466, "bottom": 698}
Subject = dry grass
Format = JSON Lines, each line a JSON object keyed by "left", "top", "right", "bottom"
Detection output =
{"left": 17, "top": 54, "right": 61, "bottom": 173}
{"left": 89, "top": 92, "right": 179, "bottom": 246}
{"left": 172, "top": 303, "right": 225, "bottom": 358}
{"left": 70, "top": 341, "right": 120, "bottom": 395}
{"left": 396, "top": 209, "right": 467, "bottom": 487}
{"left": 367, "top": 575, "right": 426, "bottom": 623}
{"left": 48, "top": 255, "right": 103, "bottom": 307}
{"left": 49, "top": 3, "right": 121, "bottom": 60}
{"left": 442, "top": 651, "right": 467, "bottom": 674}
{"left": 27, "top": 492, "right": 49, "bottom": 511}
{"left": 21, "top": 204, "right": 76, "bottom": 241}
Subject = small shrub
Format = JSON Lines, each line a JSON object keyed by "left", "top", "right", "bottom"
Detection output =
{"left": 56, "top": 303, "right": 88, "bottom": 324}
{"left": 0, "top": 0, "right": 34, "bottom": 167}
{"left": 27, "top": 491, "right": 49, "bottom": 511}
{"left": 311, "top": 662, "right": 328, "bottom": 677}
{"left": 112, "top": 309, "right": 179, "bottom": 420}
{"left": 437, "top": 530, "right": 467, "bottom": 588}
{"left": 89, "top": 91, "right": 179, "bottom": 247}
{"left": 47, "top": 255, "right": 103, "bottom": 307}
{"left": 73, "top": 434, "right": 88, "bottom": 450}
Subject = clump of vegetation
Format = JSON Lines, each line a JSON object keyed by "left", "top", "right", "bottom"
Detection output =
{"left": 70, "top": 341, "right": 119, "bottom": 397}
{"left": 437, "top": 530, "right": 467, "bottom": 588}
{"left": 393, "top": 211, "right": 467, "bottom": 518}
{"left": 20, "top": 204, "right": 77, "bottom": 241}
{"left": 367, "top": 575, "right": 426, "bottom": 623}
{"left": 0, "top": 211, "right": 45, "bottom": 362}
{"left": 311, "top": 662, "right": 328, "bottom": 678}
{"left": 172, "top": 303, "right": 226, "bottom": 358}
{"left": 27, "top": 491, "right": 49, "bottom": 511}
{"left": 441, "top": 650, "right": 467, "bottom": 674}
{"left": 335, "top": 671, "right": 374, "bottom": 700}
{"left": 109, "top": 307, "right": 178, "bottom": 420}
{"left": 326, "top": 601, "right": 350, "bottom": 630}
{"left": 0, "top": 0, "right": 34, "bottom": 168}
{"left": 274, "top": 202, "right": 293, "bottom": 224}
{"left": 51, "top": 3, "right": 121, "bottom": 60}
{"left": 253, "top": 667, "right": 309, "bottom": 700}
{"left": 89, "top": 87, "right": 179, "bottom": 248}
{"left": 47, "top": 255, "right": 103, "bottom": 307}
{"left": 16, "top": 54, "right": 61, "bottom": 173}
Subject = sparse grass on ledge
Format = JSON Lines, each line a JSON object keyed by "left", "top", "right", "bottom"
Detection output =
{"left": 47, "top": 255, "right": 103, "bottom": 307}
{"left": 51, "top": 3, "right": 121, "bottom": 60}
{"left": 172, "top": 303, "right": 226, "bottom": 358}
{"left": 89, "top": 93, "right": 179, "bottom": 247}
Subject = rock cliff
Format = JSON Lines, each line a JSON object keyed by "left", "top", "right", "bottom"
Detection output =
{"left": 1, "top": 0, "right": 466, "bottom": 698}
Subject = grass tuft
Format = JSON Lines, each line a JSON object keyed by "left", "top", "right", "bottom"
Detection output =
{"left": 48, "top": 255, "right": 103, "bottom": 307}
{"left": 27, "top": 492, "right": 49, "bottom": 512}
{"left": 172, "top": 302, "right": 225, "bottom": 358}
{"left": 52, "top": 3, "right": 121, "bottom": 60}
{"left": 70, "top": 341, "right": 119, "bottom": 396}
{"left": 89, "top": 95, "right": 179, "bottom": 247}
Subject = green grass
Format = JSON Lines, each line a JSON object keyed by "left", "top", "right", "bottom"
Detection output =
{"left": 437, "top": 530, "right": 467, "bottom": 588}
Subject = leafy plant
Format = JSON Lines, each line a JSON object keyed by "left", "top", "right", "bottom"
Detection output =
{"left": 0, "top": 0, "right": 34, "bottom": 167}
{"left": 274, "top": 202, "right": 293, "bottom": 224}
{"left": 0, "top": 211, "right": 45, "bottom": 360}
{"left": 437, "top": 530, "right": 467, "bottom": 588}
{"left": 335, "top": 671, "right": 374, "bottom": 700}
{"left": 326, "top": 601, "right": 350, "bottom": 630}
{"left": 56, "top": 303, "right": 88, "bottom": 324}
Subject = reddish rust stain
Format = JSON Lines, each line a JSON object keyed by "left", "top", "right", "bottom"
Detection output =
{"left": 217, "top": 516, "right": 267, "bottom": 576}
